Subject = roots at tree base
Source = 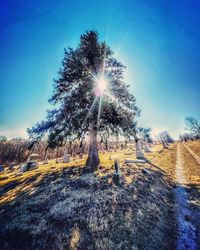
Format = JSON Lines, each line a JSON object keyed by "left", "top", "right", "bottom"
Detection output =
{"left": 86, "top": 148, "right": 100, "bottom": 171}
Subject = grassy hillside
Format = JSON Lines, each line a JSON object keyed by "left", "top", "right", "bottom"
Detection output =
{"left": 0, "top": 145, "right": 178, "bottom": 249}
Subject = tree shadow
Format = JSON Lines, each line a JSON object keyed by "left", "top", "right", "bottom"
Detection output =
{"left": 0, "top": 163, "right": 199, "bottom": 249}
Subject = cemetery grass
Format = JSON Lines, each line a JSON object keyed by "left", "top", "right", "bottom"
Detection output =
{"left": 0, "top": 144, "right": 189, "bottom": 249}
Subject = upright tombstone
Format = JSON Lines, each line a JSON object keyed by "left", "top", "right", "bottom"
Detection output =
{"left": 79, "top": 152, "right": 83, "bottom": 159}
{"left": 113, "top": 159, "right": 121, "bottom": 185}
{"left": 26, "top": 154, "right": 39, "bottom": 170}
{"left": 43, "top": 157, "right": 48, "bottom": 164}
{"left": 136, "top": 142, "right": 144, "bottom": 159}
{"left": 9, "top": 162, "right": 15, "bottom": 170}
{"left": 63, "top": 150, "right": 70, "bottom": 163}
{"left": 79, "top": 147, "right": 83, "bottom": 158}
{"left": 19, "top": 164, "right": 27, "bottom": 173}
{"left": 144, "top": 142, "right": 152, "bottom": 153}
{"left": 114, "top": 159, "right": 120, "bottom": 175}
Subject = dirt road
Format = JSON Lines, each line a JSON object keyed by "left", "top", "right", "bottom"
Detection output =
{"left": 175, "top": 143, "right": 197, "bottom": 250}
{"left": 147, "top": 141, "right": 200, "bottom": 249}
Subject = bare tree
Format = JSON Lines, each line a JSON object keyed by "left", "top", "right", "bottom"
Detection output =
{"left": 158, "top": 131, "right": 173, "bottom": 143}
{"left": 185, "top": 116, "right": 200, "bottom": 137}
{"left": 179, "top": 133, "right": 192, "bottom": 142}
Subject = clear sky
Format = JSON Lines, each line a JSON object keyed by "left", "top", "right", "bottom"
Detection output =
{"left": 0, "top": 0, "right": 200, "bottom": 139}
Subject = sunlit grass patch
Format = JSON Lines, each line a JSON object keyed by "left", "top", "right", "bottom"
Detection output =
{"left": 144, "top": 143, "right": 177, "bottom": 181}
{"left": 0, "top": 144, "right": 178, "bottom": 249}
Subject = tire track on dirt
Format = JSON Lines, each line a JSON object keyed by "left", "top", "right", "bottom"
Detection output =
{"left": 174, "top": 143, "right": 196, "bottom": 250}
{"left": 182, "top": 143, "right": 200, "bottom": 165}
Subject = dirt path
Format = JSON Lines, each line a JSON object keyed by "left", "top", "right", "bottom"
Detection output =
{"left": 174, "top": 143, "right": 196, "bottom": 250}
{"left": 182, "top": 143, "right": 200, "bottom": 164}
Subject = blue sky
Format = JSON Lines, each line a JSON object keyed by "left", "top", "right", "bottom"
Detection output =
{"left": 0, "top": 0, "right": 200, "bottom": 139}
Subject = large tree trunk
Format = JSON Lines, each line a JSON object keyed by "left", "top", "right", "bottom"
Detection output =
{"left": 86, "top": 122, "right": 100, "bottom": 171}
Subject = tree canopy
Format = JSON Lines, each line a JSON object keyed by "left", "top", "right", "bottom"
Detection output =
{"left": 0, "top": 136, "right": 7, "bottom": 142}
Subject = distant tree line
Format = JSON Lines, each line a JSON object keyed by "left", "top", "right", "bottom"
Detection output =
{"left": 0, "top": 139, "right": 133, "bottom": 166}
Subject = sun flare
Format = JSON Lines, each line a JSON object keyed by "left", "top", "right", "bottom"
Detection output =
{"left": 97, "top": 77, "right": 107, "bottom": 92}
{"left": 95, "top": 76, "right": 108, "bottom": 97}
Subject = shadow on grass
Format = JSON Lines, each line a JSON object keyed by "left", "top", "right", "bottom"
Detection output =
{"left": 1, "top": 163, "right": 197, "bottom": 249}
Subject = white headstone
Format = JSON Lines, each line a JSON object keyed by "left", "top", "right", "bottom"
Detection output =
{"left": 144, "top": 143, "right": 152, "bottom": 153}
{"left": 63, "top": 151, "right": 70, "bottom": 163}
{"left": 20, "top": 164, "right": 27, "bottom": 173}
{"left": 136, "top": 143, "right": 144, "bottom": 159}
{"left": 136, "top": 150, "right": 144, "bottom": 159}
{"left": 43, "top": 158, "right": 48, "bottom": 164}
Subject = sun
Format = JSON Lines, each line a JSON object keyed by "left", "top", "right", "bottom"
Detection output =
{"left": 95, "top": 76, "right": 108, "bottom": 97}
{"left": 97, "top": 77, "right": 107, "bottom": 92}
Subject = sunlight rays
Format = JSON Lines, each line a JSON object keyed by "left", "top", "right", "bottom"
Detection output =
{"left": 79, "top": 55, "right": 131, "bottom": 129}
{"left": 97, "top": 95, "right": 103, "bottom": 128}
{"left": 83, "top": 96, "right": 98, "bottom": 125}
{"left": 80, "top": 57, "right": 110, "bottom": 128}
{"left": 80, "top": 60, "right": 130, "bottom": 129}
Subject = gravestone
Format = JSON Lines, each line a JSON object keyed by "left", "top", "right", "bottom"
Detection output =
{"left": 43, "top": 158, "right": 48, "bottom": 164}
{"left": 9, "top": 162, "right": 15, "bottom": 170}
{"left": 114, "top": 159, "right": 120, "bottom": 174}
{"left": 19, "top": 164, "right": 27, "bottom": 173}
{"left": 63, "top": 151, "right": 70, "bottom": 163}
{"left": 144, "top": 143, "right": 152, "bottom": 153}
{"left": 113, "top": 159, "right": 121, "bottom": 184}
{"left": 125, "top": 159, "right": 146, "bottom": 164}
{"left": 136, "top": 143, "right": 144, "bottom": 159}
{"left": 26, "top": 154, "right": 38, "bottom": 171}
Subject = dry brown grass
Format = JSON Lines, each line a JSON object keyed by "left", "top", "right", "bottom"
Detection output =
{"left": 186, "top": 140, "right": 200, "bottom": 158}
{"left": 180, "top": 142, "right": 200, "bottom": 186}
{"left": 0, "top": 145, "right": 177, "bottom": 250}
{"left": 144, "top": 143, "right": 177, "bottom": 181}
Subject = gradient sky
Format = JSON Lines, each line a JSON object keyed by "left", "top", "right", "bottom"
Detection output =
{"left": 0, "top": 0, "right": 200, "bottom": 139}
